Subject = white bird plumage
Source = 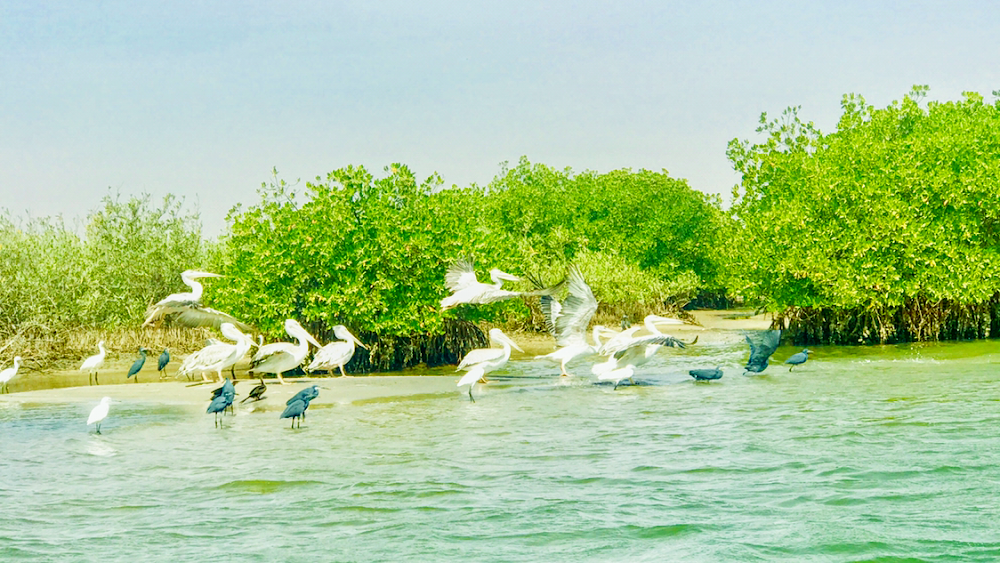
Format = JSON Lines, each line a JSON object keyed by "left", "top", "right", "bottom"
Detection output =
{"left": 456, "top": 328, "right": 523, "bottom": 378}
{"left": 80, "top": 341, "right": 106, "bottom": 386}
{"left": 457, "top": 365, "right": 486, "bottom": 402}
{"left": 535, "top": 266, "right": 605, "bottom": 376}
{"left": 593, "top": 315, "right": 687, "bottom": 377}
{"left": 87, "top": 396, "right": 112, "bottom": 434}
{"left": 308, "top": 325, "right": 367, "bottom": 376}
{"left": 0, "top": 356, "right": 22, "bottom": 394}
{"left": 178, "top": 323, "right": 254, "bottom": 382}
{"left": 597, "top": 365, "right": 635, "bottom": 390}
{"left": 250, "top": 319, "right": 321, "bottom": 385}
{"left": 143, "top": 270, "right": 250, "bottom": 331}
{"left": 440, "top": 258, "right": 526, "bottom": 310}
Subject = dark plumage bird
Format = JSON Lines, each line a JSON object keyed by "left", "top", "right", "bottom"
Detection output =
{"left": 286, "top": 385, "right": 320, "bottom": 419}
{"left": 127, "top": 347, "right": 148, "bottom": 383}
{"left": 280, "top": 399, "right": 307, "bottom": 428}
{"left": 785, "top": 349, "right": 811, "bottom": 371}
{"left": 157, "top": 349, "right": 170, "bottom": 378}
{"left": 207, "top": 394, "right": 230, "bottom": 428}
{"left": 209, "top": 379, "right": 237, "bottom": 414}
{"left": 744, "top": 330, "right": 781, "bottom": 375}
{"left": 241, "top": 377, "right": 267, "bottom": 403}
{"left": 689, "top": 367, "right": 723, "bottom": 381}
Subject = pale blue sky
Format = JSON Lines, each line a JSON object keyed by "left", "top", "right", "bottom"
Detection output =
{"left": 2, "top": 1, "right": 997, "bottom": 235}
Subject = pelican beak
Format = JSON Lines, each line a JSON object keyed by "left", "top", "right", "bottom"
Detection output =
{"left": 503, "top": 334, "right": 524, "bottom": 353}
{"left": 353, "top": 335, "right": 368, "bottom": 350}
{"left": 649, "top": 315, "right": 683, "bottom": 326}
{"left": 307, "top": 334, "right": 322, "bottom": 348}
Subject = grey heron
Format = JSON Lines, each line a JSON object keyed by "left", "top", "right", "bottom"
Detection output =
{"left": 744, "top": 330, "right": 782, "bottom": 375}
{"left": 785, "top": 349, "right": 811, "bottom": 371}
{"left": 127, "top": 348, "right": 148, "bottom": 383}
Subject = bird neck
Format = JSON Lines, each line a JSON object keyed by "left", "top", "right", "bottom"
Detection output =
{"left": 182, "top": 273, "right": 205, "bottom": 300}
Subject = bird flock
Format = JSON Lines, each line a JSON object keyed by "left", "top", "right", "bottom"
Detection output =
{"left": 3, "top": 260, "right": 811, "bottom": 433}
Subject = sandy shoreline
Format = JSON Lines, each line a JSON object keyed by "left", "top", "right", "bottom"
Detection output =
{"left": 0, "top": 310, "right": 772, "bottom": 405}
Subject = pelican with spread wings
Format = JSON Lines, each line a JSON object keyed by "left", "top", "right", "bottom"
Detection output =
{"left": 592, "top": 315, "right": 689, "bottom": 377}
{"left": 143, "top": 270, "right": 250, "bottom": 331}
{"left": 535, "top": 266, "right": 606, "bottom": 376}
{"left": 440, "top": 258, "right": 559, "bottom": 310}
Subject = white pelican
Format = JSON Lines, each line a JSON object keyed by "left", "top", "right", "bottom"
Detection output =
{"left": 80, "top": 341, "right": 107, "bottom": 386}
{"left": 456, "top": 328, "right": 523, "bottom": 379}
{"left": 250, "top": 319, "right": 321, "bottom": 385}
{"left": 598, "top": 365, "right": 635, "bottom": 390}
{"left": 593, "top": 315, "right": 687, "bottom": 376}
{"left": 87, "top": 397, "right": 112, "bottom": 434}
{"left": 457, "top": 365, "right": 486, "bottom": 402}
{"left": 535, "top": 266, "right": 605, "bottom": 376}
{"left": 0, "top": 356, "right": 21, "bottom": 394}
{"left": 307, "top": 325, "right": 367, "bottom": 376}
{"left": 143, "top": 270, "right": 250, "bottom": 331}
{"left": 178, "top": 323, "right": 254, "bottom": 382}
{"left": 440, "top": 258, "right": 557, "bottom": 310}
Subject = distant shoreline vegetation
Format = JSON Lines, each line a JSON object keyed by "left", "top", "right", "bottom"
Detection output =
{"left": 3, "top": 87, "right": 1000, "bottom": 363}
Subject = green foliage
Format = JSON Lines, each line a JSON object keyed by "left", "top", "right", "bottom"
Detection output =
{"left": 727, "top": 87, "right": 1000, "bottom": 342}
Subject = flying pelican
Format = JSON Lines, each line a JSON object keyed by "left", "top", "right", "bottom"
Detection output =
{"left": 178, "top": 323, "right": 254, "bottom": 382}
{"left": 250, "top": 319, "right": 321, "bottom": 385}
{"left": 440, "top": 258, "right": 559, "bottom": 310}
{"left": 785, "top": 349, "right": 811, "bottom": 371}
{"left": 744, "top": 330, "right": 782, "bottom": 375}
{"left": 593, "top": 315, "right": 687, "bottom": 376}
{"left": 81, "top": 341, "right": 106, "bottom": 386}
{"left": 457, "top": 365, "right": 486, "bottom": 402}
{"left": 535, "top": 266, "right": 605, "bottom": 376}
{"left": 143, "top": 270, "right": 250, "bottom": 331}
{"left": 0, "top": 356, "right": 22, "bottom": 394}
{"left": 307, "top": 325, "right": 367, "bottom": 376}
{"left": 456, "top": 328, "right": 523, "bottom": 379}
{"left": 127, "top": 348, "right": 148, "bottom": 383}
{"left": 87, "top": 397, "right": 112, "bottom": 434}
{"left": 157, "top": 349, "right": 170, "bottom": 378}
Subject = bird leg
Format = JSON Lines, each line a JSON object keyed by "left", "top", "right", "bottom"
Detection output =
{"left": 468, "top": 387, "right": 475, "bottom": 402}
{"left": 201, "top": 371, "right": 212, "bottom": 383}
{"left": 277, "top": 371, "right": 287, "bottom": 385}
{"left": 231, "top": 365, "right": 236, "bottom": 380}
{"left": 339, "top": 365, "right": 347, "bottom": 377}
{"left": 96, "top": 423, "right": 101, "bottom": 435}
{"left": 95, "top": 373, "right": 99, "bottom": 385}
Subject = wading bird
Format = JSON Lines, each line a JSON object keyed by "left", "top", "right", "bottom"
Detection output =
{"left": 157, "top": 349, "right": 170, "bottom": 378}
{"left": 179, "top": 323, "right": 254, "bottom": 382}
{"left": 87, "top": 397, "right": 112, "bottom": 435}
{"left": 250, "top": 319, "right": 321, "bottom": 385}
{"left": 457, "top": 365, "right": 486, "bottom": 402}
{"left": 456, "top": 328, "right": 523, "bottom": 380}
{"left": 207, "top": 393, "right": 230, "bottom": 428}
{"left": 785, "top": 349, "right": 811, "bottom": 371}
{"left": 285, "top": 385, "right": 321, "bottom": 419}
{"left": 535, "top": 266, "right": 605, "bottom": 376}
{"left": 143, "top": 270, "right": 250, "bottom": 331}
{"left": 81, "top": 341, "right": 106, "bottom": 386}
{"left": 280, "top": 399, "right": 308, "bottom": 428}
{"left": 689, "top": 367, "right": 724, "bottom": 381}
{"left": 598, "top": 365, "right": 635, "bottom": 390}
{"left": 240, "top": 377, "right": 266, "bottom": 403}
{"left": 209, "top": 378, "right": 238, "bottom": 414}
{"left": 744, "top": 330, "right": 782, "bottom": 375}
{"left": 440, "top": 258, "right": 558, "bottom": 310}
{"left": 307, "top": 325, "right": 367, "bottom": 377}
{"left": 127, "top": 348, "right": 148, "bottom": 383}
{"left": 1, "top": 356, "right": 22, "bottom": 394}
{"left": 593, "top": 315, "right": 688, "bottom": 376}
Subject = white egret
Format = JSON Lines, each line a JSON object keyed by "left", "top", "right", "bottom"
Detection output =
{"left": 456, "top": 328, "right": 523, "bottom": 380}
{"left": 307, "top": 325, "right": 367, "bottom": 376}
{"left": 440, "top": 258, "right": 557, "bottom": 310}
{"left": 178, "top": 323, "right": 253, "bottom": 382}
{"left": 250, "top": 319, "right": 321, "bottom": 385}
{"left": 535, "top": 266, "right": 605, "bottom": 376}
{"left": 0, "top": 356, "right": 21, "bottom": 394}
{"left": 457, "top": 365, "right": 486, "bottom": 402}
{"left": 80, "top": 341, "right": 107, "bottom": 386}
{"left": 143, "top": 270, "right": 250, "bottom": 331}
{"left": 87, "top": 397, "right": 112, "bottom": 434}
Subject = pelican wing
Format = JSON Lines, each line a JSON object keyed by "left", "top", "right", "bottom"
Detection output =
{"left": 308, "top": 341, "right": 354, "bottom": 370}
{"left": 444, "top": 259, "right": 479, "bottom": 292}
{"left": 178, "top": 344, "right": 235, "bottom": 375}
{"left": 174, "top": 307, "right": 251, "bottom": 332}
{"left": 745, "top": 330, "right": 781, "bottom": 372}
{"left": 611, "top": 334, "right": 686, "bottom": 360}
{"left": 540, "top": 295, "right": 561, "bottom": 337}
{"left": 456, "top": 348, "right": 505, "bottom": 371}
{"left": 554, "top": 265, "right": 598, "bottom": 347}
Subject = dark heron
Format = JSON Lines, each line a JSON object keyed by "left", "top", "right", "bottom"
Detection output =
{"left": 286, "top": 385, "right": 320, "bottom": 418}
{"left": 207, "top": 393, "right": 231, "bottom": 428}
{"left": 157, "top": 349, "right": 170, "bottom": 378}
{"left": 210, "top": 379, "right": 238, "bottom": 414}
{"left": 280, "top": 399, "right": 307, "bottom": 428}
{"left": 689, "top": 367, "right": 723, "bottom": 381}
{"left": 744, "top": 330, "right": 781, "bottom": 375}
{"left": 241, "top": 377, "right": 267, "bottom": 403}
{"left": 785, "top": 349, "right": 812, "bottom": 371}
{"left": 620, "top": 314, "right": 632, "bottom": 330}
{"left": 127, "top": 347, "right": 148, "bottom": 383}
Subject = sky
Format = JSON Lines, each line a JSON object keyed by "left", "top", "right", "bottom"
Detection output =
{"left": 2, "top": 0, "right": 998, "bottom": 236}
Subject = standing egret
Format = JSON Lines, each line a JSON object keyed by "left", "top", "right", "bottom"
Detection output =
{"left": 179, "top": 323, "right": 254, "bottom": 382}
{"left": 87, "top": 397, "right": 112, "bottom": 434}
{"left": 535, "top": 266, "right": 604, "bottom": 376}
{"left": 127, "top": 348, "right": 148, "bottom": 383}
{"left": 689, "top": 367, "right": 724, "bottom": 381}
{"left": 440, "top": 258, "right": 559, "bottom": 310}
{"left": 250, "top": 319, "right": 321, "bottom": 385}
{"left": 81, "top": 341, "right": 106, "bottom": 386}
{"left": 240, "top": 377, "right": 267, "bottom": 403}
{"left": 143, "top": 270, "right": 250, "bottom": 331}
{"left": 456, "top": 328, "right": 523, "bottom": 380}
{"left": 157, "top": 349, "right": 170, "bottom": 378}
{"left": 0, "top": 356, "right": 22, "bottom": 394}
{"left": 457, "top": 365, "right": 486, "bottom": 402}
{"left": 744, "top": 330, "right": 782, "bottom": 375}
{"left": 307, "top": 325, "right": 367, "bottom": 377}
{"left": 785, "top": 349, "right": 812, "bottom": 371}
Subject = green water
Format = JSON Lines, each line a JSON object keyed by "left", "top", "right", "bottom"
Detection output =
{"left": 3, "top": 338, "right": 1000, "bottom": 561}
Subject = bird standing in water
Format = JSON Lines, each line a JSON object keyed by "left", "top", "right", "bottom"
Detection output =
{"left": 87, "top": 397, "right": 112, "bottom": 435}
{"left": 1, "top": 356, "right": 22, "bottom": 394}
{"left": 785, "top": 349, "right": 812, "bottom": 371}
{"left": 689, "top": 367, "right": 724, "bottom": 381}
